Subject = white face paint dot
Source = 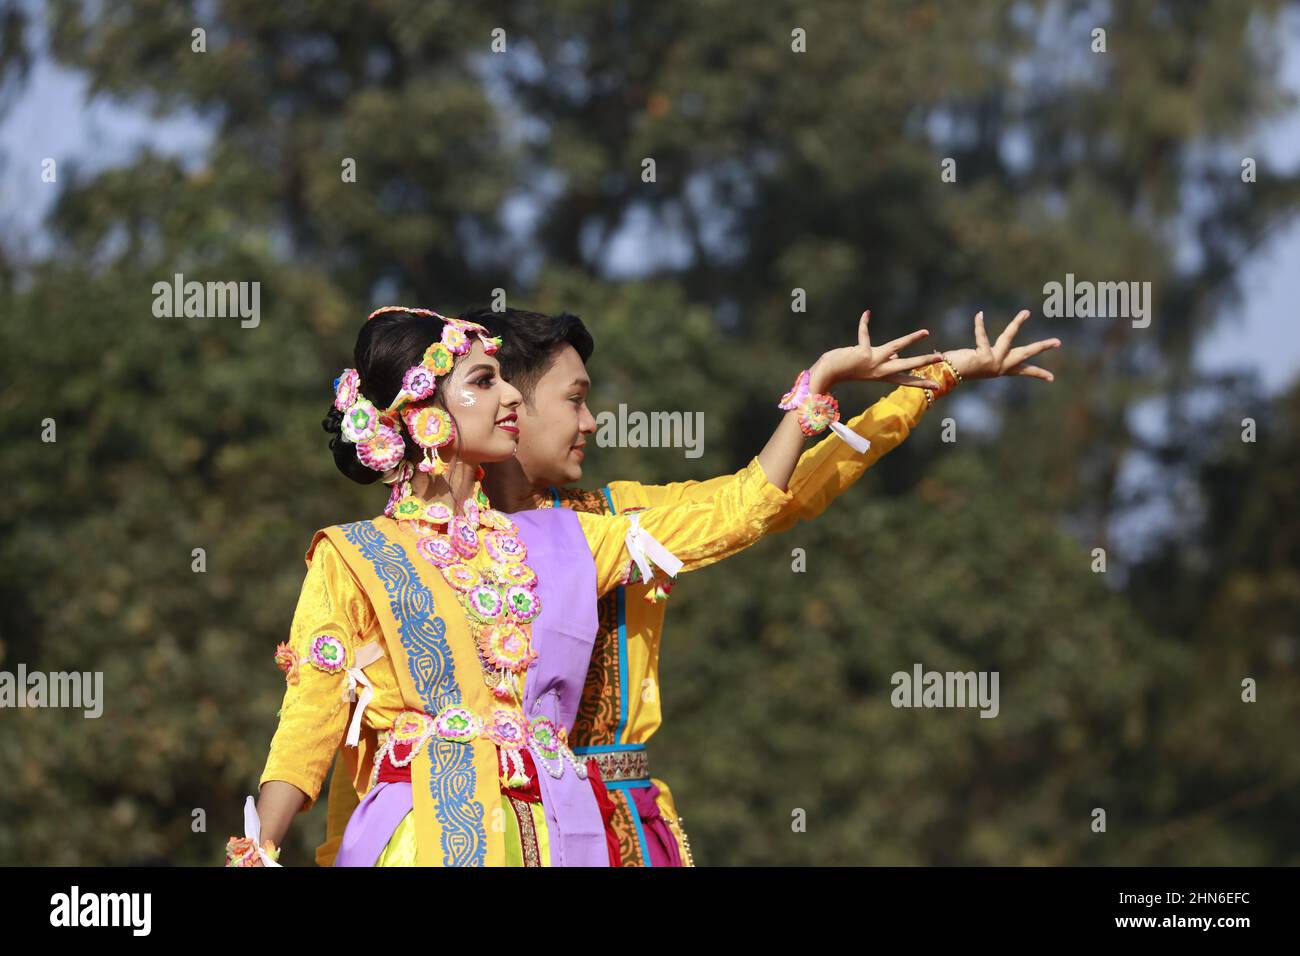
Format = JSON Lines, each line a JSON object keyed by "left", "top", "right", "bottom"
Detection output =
{"left": 459, "top": 390, "right": 476, "bottom": 407}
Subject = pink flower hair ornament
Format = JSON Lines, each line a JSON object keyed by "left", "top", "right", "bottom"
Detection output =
{"left": 331, "top": 306, "right": 499, "bottom": 474}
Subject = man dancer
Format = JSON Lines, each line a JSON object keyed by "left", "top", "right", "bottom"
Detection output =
{"left": 468, "top": 306, "right": 1057, "bottom": 865}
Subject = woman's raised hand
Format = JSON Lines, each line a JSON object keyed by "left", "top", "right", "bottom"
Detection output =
{"left": 941, "top": 310, "right": 1061, "bottom": 382}
{"left": 809, "top": 310, "right": 945, "bottom": 393}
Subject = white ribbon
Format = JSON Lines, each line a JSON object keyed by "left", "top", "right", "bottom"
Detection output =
{"left": 342, "top": 641, "right": 385, "bottom": 748}
{"left": 624, "top": 511, "right": 684, "bottom": 585}
{"left": 242, "top": 795, "right": 282, "bottom": 867}
{"left": 828, "top": 420, "right": 871, "bottom": 454}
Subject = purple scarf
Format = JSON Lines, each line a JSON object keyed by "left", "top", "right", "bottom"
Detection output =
{"left": 511, "top": 508, "right": 607, "bottom": 866}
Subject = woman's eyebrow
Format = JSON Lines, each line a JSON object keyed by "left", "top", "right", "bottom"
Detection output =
{"left": 464, "top": 363, "right": 494, "bottom": 376}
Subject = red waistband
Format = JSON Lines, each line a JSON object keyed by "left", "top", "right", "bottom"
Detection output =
{"left": 374, "top": 740, "right": 620, "bottom": 866}
{"left": 376, "top": 740, "right": 544, "bottom": 802}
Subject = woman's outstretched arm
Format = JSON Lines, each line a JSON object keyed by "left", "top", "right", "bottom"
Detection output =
{"left": 755, "top": 310, "right": 941, "bottom": 491}
{"left": 575, "top": 312, "right": 939, "bottom": 593}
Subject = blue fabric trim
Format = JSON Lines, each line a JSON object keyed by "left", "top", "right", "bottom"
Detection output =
{"left": 572, "top": 743, "right": 646, "bottom": 755}
{"left": 620, "top": 789, "right": 654, "bottom": 867}
{"left": 548, "top": 486, "right": 562, "bottom": 508}
{"left": 338, "top": 520, "right": 487, "bottom": 867}
{"left": 598, "top": 486, "right": 633, "bottom": 747}
{"left": 614, "top": 585, "right": 629, "bottom": 745}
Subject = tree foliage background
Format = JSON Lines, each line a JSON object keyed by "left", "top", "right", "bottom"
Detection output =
{"left": 1, "top": 0, "right": 1298, "bottom": 865}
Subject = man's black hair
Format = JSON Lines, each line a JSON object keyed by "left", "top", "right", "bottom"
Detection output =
{"left": 461, "top": 307, "right": 594, "bottom": 405}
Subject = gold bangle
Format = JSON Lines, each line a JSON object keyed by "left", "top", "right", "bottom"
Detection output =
{"left": 940, "top": 356, "right": 963, "bottom": 386}
{"left": 913, "top": 360, "right": 941, "bottom": 406}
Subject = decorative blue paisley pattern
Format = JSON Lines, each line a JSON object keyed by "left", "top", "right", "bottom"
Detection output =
{"left": 339, "top": 520, "right": 487, "bottom": 866}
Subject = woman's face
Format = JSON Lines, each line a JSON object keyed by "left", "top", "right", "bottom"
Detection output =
{"left": 441, "top": 339, "right": 523, "bottom": 464}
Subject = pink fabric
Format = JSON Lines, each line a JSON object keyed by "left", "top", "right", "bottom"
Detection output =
{"left": 585, "top": 758, "right": 622, "bottom": 866}
{"left": 628, "top": 782, "right": 683, "bottom": 867}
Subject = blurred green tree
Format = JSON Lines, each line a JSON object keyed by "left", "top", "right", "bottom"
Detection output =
{"left": 0, "top": 0, "right": 1296, "bottom": 864}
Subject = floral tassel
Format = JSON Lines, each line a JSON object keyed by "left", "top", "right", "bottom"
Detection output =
{"left": 644, "top": 578, "right": 674, "bottom": 603}
{"left": 492, "top": 670, "right": 513, "bottom": 701}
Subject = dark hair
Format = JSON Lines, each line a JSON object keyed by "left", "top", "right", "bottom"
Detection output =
{"left": 463, "top": 307, "right": 594, "bottom": 405}
{"left": 322, "top": 310, "right": 452, "bottom": 485}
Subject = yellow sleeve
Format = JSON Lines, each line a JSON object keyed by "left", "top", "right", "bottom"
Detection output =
{"left": 770, "top": 381, "right": 931, "bottom": 533}
{"left": 607, "top": 364, "right": 948, "bottom": 523}
{"left": 606, "top": 472, "right": 737, "bottom": 510}
{"left": 259, "top": 538, "right": 364, "bottom": 813}
{"left": 577, "top": 455, "right": 795, "bottom": 595}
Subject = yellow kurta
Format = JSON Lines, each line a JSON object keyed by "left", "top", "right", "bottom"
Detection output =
{"left": 259, "top": 456, "right": 794, "bottom": 865}
{"left": 554, "top": 372, "right": 946, "bottom": 864}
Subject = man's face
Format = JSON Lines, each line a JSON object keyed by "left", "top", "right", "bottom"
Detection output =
{"left": 513, "top": 343, "right": 597, "bottom": 487}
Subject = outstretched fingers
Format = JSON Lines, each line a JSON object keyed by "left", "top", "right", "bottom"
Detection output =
{"left": 882, "top": 372, "right": 942, "bottom": 390}
{"left": 1006, "top": 363, "right": 1055, "bottom": 382}
{"left": 993, "top": 309, "right": 1032, "bottom": 358}
{"left": 877, "top": 350, "right": 944, "bottom": 377}
{"left": 877, "top": 327, "right": 932, "bottom": 357}
{"left": 1003, "top": 336, "right": 1061, "bottom": 366}
{"left": 973, "top": 311, "right": 991, "bottom": 354}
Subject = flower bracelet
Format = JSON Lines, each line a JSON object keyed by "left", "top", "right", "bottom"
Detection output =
{"left": 778, "top": 369, "right": 842, "bottom": 437}
{"left": 225, "top": 795, "right": 283, "bottom": 867}
{"left": 777, "top": 368, "right": 869, "bottom": 451}
{"left": 225, "top": 835, "right": 281, "bottom": 867}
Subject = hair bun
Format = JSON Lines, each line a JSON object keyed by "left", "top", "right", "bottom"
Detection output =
{"left": 323, "top": 403, "right": 381, "bottom": 485}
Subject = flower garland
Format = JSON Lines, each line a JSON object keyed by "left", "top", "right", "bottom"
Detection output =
{"left": 383, "top": 468, "right": 598, "bottom": 786}
{"left": 369, "top": 707, "right": 589, "bottom": 790}
{"left": 393, "top": 478, "right": 542, "bottom": 706}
